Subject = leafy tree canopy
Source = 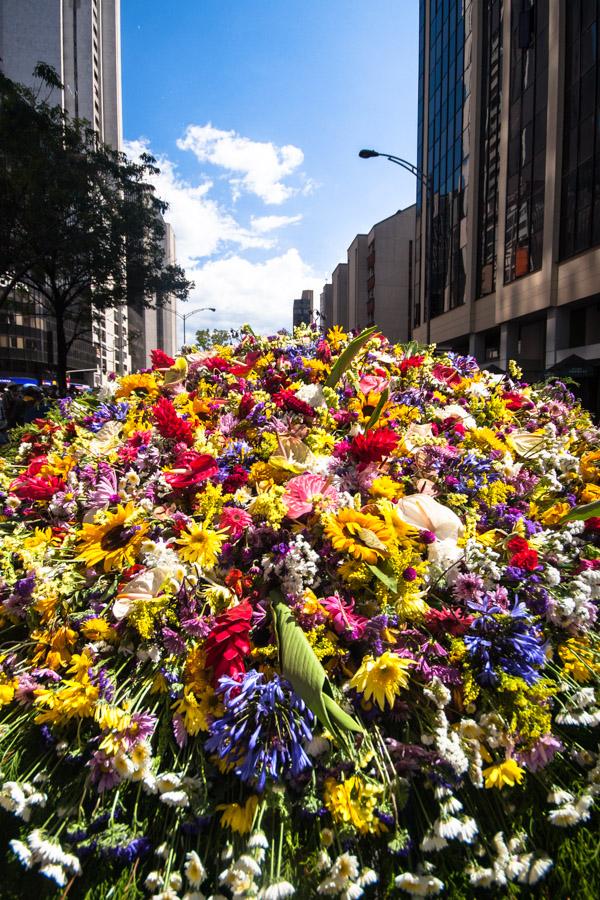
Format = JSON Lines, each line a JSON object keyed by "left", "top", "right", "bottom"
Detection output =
{"left": 0, "top": 65, "right": 193, "bottom": 391}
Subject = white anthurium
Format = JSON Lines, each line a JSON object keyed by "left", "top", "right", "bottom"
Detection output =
{"left": 403, "top": 422, "right": 435, "bottom": 452}
{"left": 433, "top": 404, "right": 476, "bottom": 429}
{"left": 396, "top": 494, "right": 464, "bottom": 542}
{"left": 112, "top": 566, "right": 175, "bottom": 620}
{"left": 505, "top": 430, "right": 547, "bottom": 458}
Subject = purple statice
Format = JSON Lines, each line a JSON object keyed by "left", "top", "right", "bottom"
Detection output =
{"left": 205, "top": 670, "right": 314, "bottom": 792}
{"left": 2, "top": 572, "right": 36, "bottom": 618}
{"left": 464, "top": 597, "right": 547, "bottom": 686}
{"left": 103, "top": 836, "right": 151, "bottom": 864}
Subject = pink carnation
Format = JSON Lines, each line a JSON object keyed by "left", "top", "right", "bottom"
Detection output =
{"left": 283, "top": 473, "right": 339, "bottom": 519}
{"left": 219, "top": 506, "right": 253, "bottom": 540}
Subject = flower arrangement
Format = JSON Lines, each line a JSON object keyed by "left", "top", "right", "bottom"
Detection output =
{"left": 0, "top": 324, "right": 599, "bottom": 899}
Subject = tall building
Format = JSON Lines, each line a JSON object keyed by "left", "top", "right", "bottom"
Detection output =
{"left": 332, "top": 262, "right": 349, "bottom": 329}
{"left": 128, "top": 222, "right": 179, "bottom": 370}
{"left": 319, "top": 283, "right": 333, "bottom": 333}
{"left": 0, "top": 0, "right": 129, "bottom": 385}
{"left": 293, "top": 290, "right": 314, "bottom": 328}
{"left": 347, "top": 235, "right": 369, "bottom": 333}
{"left": 414, "top": 1, "right": 600, "bottom": 413}
{"left": 367, "top": 207, "right": 416, "bottom": 343}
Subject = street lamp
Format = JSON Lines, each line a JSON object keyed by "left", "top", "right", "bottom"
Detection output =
{"left": 359, "top": 149, "right": 433, "bottom": 344}
{"left": 175, "top": 306, "right": 216, "bottom": 344}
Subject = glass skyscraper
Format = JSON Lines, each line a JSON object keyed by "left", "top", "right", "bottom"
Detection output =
{"left": 414, "top": 1, "right": 600, "bottom": 414}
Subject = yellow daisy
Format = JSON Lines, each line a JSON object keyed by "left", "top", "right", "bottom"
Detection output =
{"left": 76, "top": 502, "right": 148, "bottom": 573}
{"left": 349, "top": 651, "right": 413, "bottom": 709}
{"left": 324, "top": 508, "right": 392, "bottom": 564}
{"left": 177, "top": 521, "right": 226, "bottom": 568}
{"left": 217, "top": 795, "right": 259, "bottom": 834}
{"left": 483, "top": 758, "right": 524, "bottom": 789}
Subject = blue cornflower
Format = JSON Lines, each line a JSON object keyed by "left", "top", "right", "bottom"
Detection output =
{"left": 205, "top": 670, "right": 314, "bottom": 792}
{"left": 464, "top": 598, "right": 547, "bottom": 685}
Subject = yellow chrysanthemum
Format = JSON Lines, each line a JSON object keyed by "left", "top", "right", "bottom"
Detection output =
{"left": 172, "top": 687, "right": 220, "bottom": 735}
{"left": 76, "top": 502, "right": 149, "bottom": 573}
{"left": 580, "top": 449, "right": 600, "bottom": 484}
{"left": 217, "top": 795, "right": 259, "bottom": 834}
{"left": 324, "top": 508, "right": 392, "bottom": 564}
{"left": 482, "top": 758, "right": 524, "bottom": 790}
{"left": 349, "top": 651, "right": 413, "bottom": 709}
{"left": 580, "top": 483, "right": 600, "bottom": 503}
{"left": 323, "top": 774, "right": 385, "bottom": 835}
{"left": 177, "top": 521, "right": 226, "bottom": 568}
{"left": 369, "top": 475, "right": 404, "bottom": 500}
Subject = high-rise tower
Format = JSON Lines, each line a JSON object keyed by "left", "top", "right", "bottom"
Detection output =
{"left": 414, "top": 1, "right": 600, "bottom": 414}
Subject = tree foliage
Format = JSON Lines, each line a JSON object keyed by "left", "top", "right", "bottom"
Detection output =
{"left": 0, "top": 66, "right": 193, "bottom": 391}
{"left": 194, "top": 327, "right": 241, "bottom": 349}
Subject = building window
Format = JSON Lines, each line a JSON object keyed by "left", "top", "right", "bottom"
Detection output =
{"left": 477, "top": 0, "right": 503, "bottom": 297}
{"left": 422, "top": 0, "right": 471, "bottom": 320}
{"left": 560, "top": 2, "right": 600, "bottom": 259}
{"left": 504, "top": 0, "right": 548, "bottom": 284}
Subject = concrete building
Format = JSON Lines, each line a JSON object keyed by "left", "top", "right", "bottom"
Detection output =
{"left": 332, "top": 262, "right": 349, "bottom": 330}
{"left": 319, "top": 283, "right": 333, "bottom": 333}
{"left": 0, "top": 0, "right": 129, "bottom": 386}
{"left": 128, "top": 222, "right": 179, "bottom": 370}
{"left": 347, "top": 234, "right": 369, "bottom": 332}
{"left": 293, "top": 290, "right": 314, "bottom": 328}
{"left": 414, "top": 0, "right": 600, "bottom": 414}
{"left": 367, "top": 206, "right": 416, "bottom": 344}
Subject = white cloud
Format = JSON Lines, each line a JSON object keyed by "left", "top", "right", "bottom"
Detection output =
{"left": 177, "top": 123, "right": 311, "bottom": 205}
{"left": 249, "top": 214, "right": 303, "bottom": 233}
{"left": 124, "top": 136, "right": 322, "bottom": 341}
{"left": 123, "top": 138, "right": 279, "bottom": 266}
{"left": 182, "top": 249, "right": 324, "bottom": 338}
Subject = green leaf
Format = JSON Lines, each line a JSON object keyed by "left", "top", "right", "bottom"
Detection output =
{"left": 560, "top": 500, "right": 600, "bottom": 523}
{"left": 364, "top": 389, "right": 389, "bottom": 431}
{"left": 325, "top": 326, "right": 378, "bottom": 388}
{"left": 366, "top": 564, "right": 398, "bottom": 593}
{"left": 272, "top": 593, "right": 363, "bottom": 740}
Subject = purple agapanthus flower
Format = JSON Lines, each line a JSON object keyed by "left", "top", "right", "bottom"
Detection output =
{"left": 205, "top": 670, "right": 314, "bottom": 792}
{"left": 464, "top": 596, "right": 547, "bottom": 685}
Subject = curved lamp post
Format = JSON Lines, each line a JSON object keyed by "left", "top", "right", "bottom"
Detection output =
{"left": 175, "top": 306, "right": 216, "bottom": 344}
{"left": 359, "top": 149, "right": 432, "bottom": 344}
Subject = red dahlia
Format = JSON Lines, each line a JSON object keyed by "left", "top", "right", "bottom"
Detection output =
{"left": 151, "top": 348, "right": 175, "bottom": 369}
{"left": 349, "top": 428, "right": 399, "bottom": 465}
{"left": 153, "top": 397, "right": 195, "bottom": 446}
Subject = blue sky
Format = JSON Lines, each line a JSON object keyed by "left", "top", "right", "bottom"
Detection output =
{"left": 121, "top": 0, "right": 419, "bottom": 336}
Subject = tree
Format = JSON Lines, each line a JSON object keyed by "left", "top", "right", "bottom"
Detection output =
{"left": 0, "top": 67, "right": 193, "bottom": 393}
{"left": 194, "top": 327, "right": 241, "bottom": 350}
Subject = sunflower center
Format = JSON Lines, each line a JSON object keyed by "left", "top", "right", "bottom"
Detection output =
{"left": 101, "top": 524, "right": 135, "bottom": 552}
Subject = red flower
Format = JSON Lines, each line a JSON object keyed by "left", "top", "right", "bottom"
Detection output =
{"left": 349, "top": 428, "right": 399, "bottom": 465}
{"left": 432, "top": 363, "right": 462, "bottom": 387}
{"left": 153, "top": 397, "right": 195, "bottom": 446}
{"left": 272, "top": 389, "right": 315, "bottom": 418}
{"left": 10, "top": 473, "right": 65, "bottom": 501}
{"left": 222, "top": 464, "right": 249, "bottom": 493}
{"left": 425, "top": 607, "right": 474, "bottom": 636}
{"left": 506, "top": 536, "right": 539, "bottom": 570}
{"left": 583, "top": 517, "right": 600, "bottom": 532}
{"left": 151, "top": 348, "right": 175, "bottom": 369}
{"left": 238, "top": 392, "right": 255, "bottom": 418}
{"left": 399, "top": 355, "right": 425, "bottom": 374}
{"left": 203, "top": 356, "right": 232, "bottom": 372}
{"left": 164, "top": 450, "right": 218, "bottom": 490}
{"left": 204, "top": 600, "right": 253, "bottom": 685}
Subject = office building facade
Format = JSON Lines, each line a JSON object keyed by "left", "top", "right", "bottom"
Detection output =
{"left": 293, "top": 290, "right": 314, "bottom": 329}
{"left": 414, "top": 0, "right": 600, "bottom": 412}
{"left": 331, "top": 262, "right": 349, "bottom": 330}
{"left": 319, "top": 283, "right": 333, "bottom": 332}
{"left": 0, "top": 0, "right": 129, "bottom": 385}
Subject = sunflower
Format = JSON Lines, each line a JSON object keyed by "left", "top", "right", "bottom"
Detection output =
{"left": 324, "top": 508, "right": 392, "bottom": 564}
{"left": 76, "top": 502, "right": 149, "bottom": 572}
{"left": 176, "top": 521, "right": 226, "bottom": 568}
{"left": 114, "top": 372, "right": 160, "bottom": 399}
